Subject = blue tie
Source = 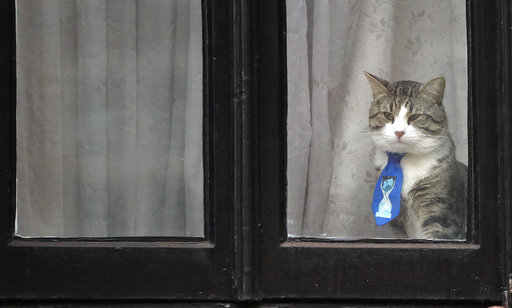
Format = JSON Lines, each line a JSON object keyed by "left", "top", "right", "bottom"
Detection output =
{"left": 372, "top": 152, "right": 404, "bottom": 225}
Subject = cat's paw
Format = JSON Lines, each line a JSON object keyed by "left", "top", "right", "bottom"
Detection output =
{"left": 374, "top": 150, "right": 387, "bottom": 171}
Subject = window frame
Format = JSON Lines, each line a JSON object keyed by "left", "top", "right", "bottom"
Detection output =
{"left": 0, "top": 0, "right": 238, "bottom": 301}
{"left": 0, "top": 0, "right": 510, "bottom": 305}
{"left": 252, "top": 0, "right": 509, "bottom": 303}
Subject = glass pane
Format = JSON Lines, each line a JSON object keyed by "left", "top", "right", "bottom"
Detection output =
{"left": 15, "top": 0, "right": 204, "bottom": 237}
{"left": 286, "top": 0, "right": 468, "bottom": 240}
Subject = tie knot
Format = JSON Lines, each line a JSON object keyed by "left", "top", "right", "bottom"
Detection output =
{"left": 386, "top": 152, "right": 404, "bottom": 164}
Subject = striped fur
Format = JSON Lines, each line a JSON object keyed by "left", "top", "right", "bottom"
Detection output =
{"left": 365, "top": 72, "right": 467, "bottom": 240}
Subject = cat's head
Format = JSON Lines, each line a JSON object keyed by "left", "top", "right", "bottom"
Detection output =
{"left": 364, "top": 72, "right": 449, "bottom": 155}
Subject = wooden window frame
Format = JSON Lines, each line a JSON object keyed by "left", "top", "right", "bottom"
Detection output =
{"left": 0, "top": 0, "right": 237, "bottom": 301}
{"left": 0, "top": 0, "right": 511, "bottom": 306}
{"left": 251, "top": 0, "right": 511, "bottom": 305}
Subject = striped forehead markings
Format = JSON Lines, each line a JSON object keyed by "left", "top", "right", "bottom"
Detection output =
{"left": 389, "top": 96, "right": 418, "bottom": 116}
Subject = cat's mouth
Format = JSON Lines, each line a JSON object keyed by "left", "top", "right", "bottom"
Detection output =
{"left": 393, "top": 140, "right": 410, "bottom": 149}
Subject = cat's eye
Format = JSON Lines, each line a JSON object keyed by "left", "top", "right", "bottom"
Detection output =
{"left": 408, "top": 114, "right": 421, "bottom": 123}
{"left": 383, "top": 112, "right": 394, "bottom": 121}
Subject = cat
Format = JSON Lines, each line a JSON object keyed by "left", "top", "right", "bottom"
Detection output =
{"left": 364, "top": 71, "right": 467, "bottom": 240}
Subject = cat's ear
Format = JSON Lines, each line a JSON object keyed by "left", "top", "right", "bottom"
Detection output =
{"left": 364, "top": 71, "right": 389, "bottom": 99}
{"left": 419, "top": 76, "right": 445, "bottom": 103}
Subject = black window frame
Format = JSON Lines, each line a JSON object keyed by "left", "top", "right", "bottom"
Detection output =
{"left": 0, "top": 0, "right": 510, "bottom": 306}
{"left": 0, "top": 0, "right": 237, "bottom": 301}
{"left": 253, "top": 0, "right": 510, "bottom": 305}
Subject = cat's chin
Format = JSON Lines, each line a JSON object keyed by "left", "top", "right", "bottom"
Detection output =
{"left": 376, "top": 143, "right": 427, "bottom": 155}
{"left": 377, "top": 146, "right": 442, "bottom": 156}
{"left": 371, "top": 131, "right": 448, "bottom": 155}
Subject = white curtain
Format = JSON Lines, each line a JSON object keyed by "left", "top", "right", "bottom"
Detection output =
{"left": 287, "top": 0, "right": 468, "bottom": 238}
{"left": 16, "top": 0, "right": 203, "bottom": 237}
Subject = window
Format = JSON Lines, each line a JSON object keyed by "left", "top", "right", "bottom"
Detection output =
{"left": 255, "top": 0, "right": 509, "bottom": 304}
{"left": 16, "top": 0, "right": 205, "bottom": 238}
{"left": 0, "top": 0, "right": 510, "bottom": 306}
{"left": 286, "top": 0, "right": 470, "bottom": 241}
{"left": 0, "top": 0, "right": 234, "bottom": 300}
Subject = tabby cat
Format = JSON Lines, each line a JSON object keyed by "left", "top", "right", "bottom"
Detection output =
{"left": 364, "top": 72, "right": 467, "bottom": 240}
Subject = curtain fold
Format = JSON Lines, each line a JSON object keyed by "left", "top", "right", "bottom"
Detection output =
{"left": 16, "top": 0, "right": 203, "bottom": 237}
{"left": 287, "top": 0, "right": 467, "bottom": 238}
{"left": 300, "top": 1, "right": 332, "bottom": 236}
{"left": 286, "top": 0, "right": 311, "bottom": 237}
{"left": 183, "top": 0, "right": 204, "bottom": 237}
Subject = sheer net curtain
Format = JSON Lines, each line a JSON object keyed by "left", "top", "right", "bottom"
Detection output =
{"left": 16, "top": 0, "right": 203, "bottom": 237}
{"left": 287, "top": 0, "right": 467, "bottom": 238}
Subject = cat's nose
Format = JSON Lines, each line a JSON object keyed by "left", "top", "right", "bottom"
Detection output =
{"left": 395, "top": 131, "right": 405, "bottom": 139}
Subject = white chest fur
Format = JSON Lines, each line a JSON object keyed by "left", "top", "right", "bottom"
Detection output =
{"left": 400, "top": 153, "right": 438, "bottom": 197}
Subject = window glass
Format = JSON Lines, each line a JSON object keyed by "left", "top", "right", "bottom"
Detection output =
{"left": 286, "top": 0, "right": 468, "bottom": 240}
{"left": 15, "top": 0, "right": 204, "bottom": 237}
